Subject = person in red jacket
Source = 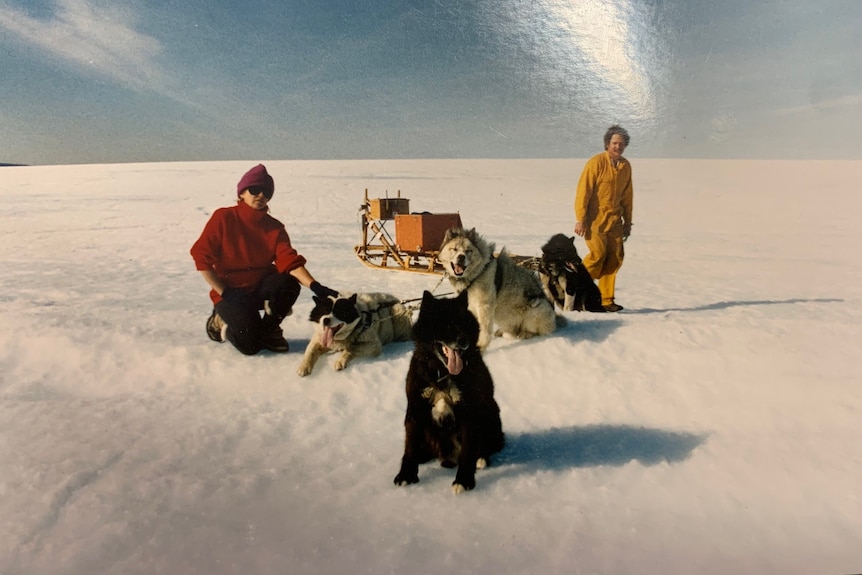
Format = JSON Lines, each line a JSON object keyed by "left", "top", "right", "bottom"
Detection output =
{"left": 191, "top": 164, "right": 338, "bottom": 355}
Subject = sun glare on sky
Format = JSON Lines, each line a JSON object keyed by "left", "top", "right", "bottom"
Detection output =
{"left": 480, "top": 0, "right": 668, "bottom": 141}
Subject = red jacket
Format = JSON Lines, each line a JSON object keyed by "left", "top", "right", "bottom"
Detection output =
{"left": 190, "top": 201, "right": 307, "bottom": 304}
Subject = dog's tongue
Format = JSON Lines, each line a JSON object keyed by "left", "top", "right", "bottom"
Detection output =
{"left": 443, "top": 345, "right": 463, "bottom": 375}
{"left": 322, "top": 326, "right": 334, "bottom": 348}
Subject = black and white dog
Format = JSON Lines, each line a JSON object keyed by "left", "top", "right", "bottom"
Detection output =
{"left": 296, "top": 292, "right": 412, "bottom": 376}
{"left": 538, "top": 234, "right": 605, "bottom": 313}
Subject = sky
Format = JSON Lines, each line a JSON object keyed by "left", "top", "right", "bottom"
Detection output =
{"left": 2, "top": 0, "right": 862, "bottom": 165}
{"left": 1, "top": 158, "right": 860, "bottom": 574}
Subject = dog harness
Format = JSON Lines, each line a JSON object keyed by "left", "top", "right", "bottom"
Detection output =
{"left": 357, "top": 300, "right": 406, "bottom": 333}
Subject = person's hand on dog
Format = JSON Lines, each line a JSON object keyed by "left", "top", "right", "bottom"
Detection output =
{"left": 310, "top": 281, "right": 338, "bottom": 299}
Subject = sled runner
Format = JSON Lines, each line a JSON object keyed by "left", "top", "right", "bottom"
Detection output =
{"left": 354, "top": 189, "right": 540, "bottom": 274}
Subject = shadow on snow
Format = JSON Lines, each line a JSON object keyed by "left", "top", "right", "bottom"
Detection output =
{"left": 627, "top": 297, "right": 842, "bottom": 315}
{"left": 495, "top": 424, "right": 707, "bottom": 471}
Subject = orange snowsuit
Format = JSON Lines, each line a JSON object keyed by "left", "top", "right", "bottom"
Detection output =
{"left": 574, "top": 151, "right": 634, "bottom": 305}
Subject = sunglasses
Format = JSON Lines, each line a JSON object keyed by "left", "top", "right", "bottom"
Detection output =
{"left": 247, "top": 186, "right": 273, "bottom": 199}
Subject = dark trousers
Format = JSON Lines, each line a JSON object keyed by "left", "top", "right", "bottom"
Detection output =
{"left": 215, "top": 273, "right": 301, "bottom": 355}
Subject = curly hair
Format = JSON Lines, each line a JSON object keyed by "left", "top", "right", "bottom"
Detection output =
{"left": 603, "top": 125, "right": 630, "bottom": 149}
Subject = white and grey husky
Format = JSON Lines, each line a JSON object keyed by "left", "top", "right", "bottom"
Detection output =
{"left": 438, "top": 227, "right": 561, "bottom": 350}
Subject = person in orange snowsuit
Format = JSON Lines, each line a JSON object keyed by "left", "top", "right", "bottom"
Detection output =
{"left": 574, "top": 125, "right": 634, "bottom": 312}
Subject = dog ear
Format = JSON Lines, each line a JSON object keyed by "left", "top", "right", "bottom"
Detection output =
{"left": 441, "top": 228, "right": 452, "bottom": 245}
{"left": 455, "top": 289, "right": 469, "bottom": 306}
{"left": 419, "top": 290, "right": 437, "bottom": 314}
{"left": 542, "top": 233, "right": 566, "bottom": 254}
{"left": 348, "top": 293, "right": 358, "bottom": 304}
{"left": 441, "top": 226, "right": 461, "bottom": 245}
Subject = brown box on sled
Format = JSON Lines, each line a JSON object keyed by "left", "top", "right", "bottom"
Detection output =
{"left": 369, "top": 198, "right": 410, "bottom": 220}
{"left": 395, "top": 213, "right": 462, "bottom": 253}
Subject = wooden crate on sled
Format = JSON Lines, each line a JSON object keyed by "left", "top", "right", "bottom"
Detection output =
{"left": 368, "top": 197, "right": 410, "bottom": 220}
{"left": 395, "top": 213, "right": 462, "bottom": 253}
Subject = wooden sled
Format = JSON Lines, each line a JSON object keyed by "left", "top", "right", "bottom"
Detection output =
{"left": 355, "top": 189, "right": 541, "bottom": 275}
{"left": 355, "top": 189, "right": 462, "bottom": 274}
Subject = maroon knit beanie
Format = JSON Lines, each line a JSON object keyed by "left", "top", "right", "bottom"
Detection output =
{"left": 236, "top": 164, "right": 274, "bottom": 197}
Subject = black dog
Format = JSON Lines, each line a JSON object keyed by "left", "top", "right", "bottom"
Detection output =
{"left": 539, "top": 233, "right": 605, "bottom": 312}
{"left": 394, "top": 290, "right": 504, "bottom": 494}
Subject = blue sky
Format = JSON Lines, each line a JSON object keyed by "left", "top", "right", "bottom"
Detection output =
{"left": 2, "top": 0, "right": 861, "bottom": 165}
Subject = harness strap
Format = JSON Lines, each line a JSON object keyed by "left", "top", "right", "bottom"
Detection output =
{"left": 357, "top": 299, "right": 411, "bottom": 330}
{"left": 457, "top": 255, "right": 496, "bottom": 292}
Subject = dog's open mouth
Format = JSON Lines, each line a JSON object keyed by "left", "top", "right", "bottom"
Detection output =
{"left": 322, "top": 323, "right": 342, "bottom": 348}
{"left": 450, "top": 262, "right": 466, "bottom": 277}
{"left": 440, "top": 344, "right": 463, "bottom": 375}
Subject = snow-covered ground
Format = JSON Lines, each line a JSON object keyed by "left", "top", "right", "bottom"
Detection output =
{"left": 1, "top": 159, "right": 860, "bottom": 575}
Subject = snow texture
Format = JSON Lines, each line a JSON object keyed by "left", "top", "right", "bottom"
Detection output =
{"left": 1, "top": 159, "right": 860, "bottom": 574}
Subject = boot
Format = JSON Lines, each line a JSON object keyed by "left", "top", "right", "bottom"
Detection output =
{"left": 260, "top": 316, "right": 289, "bottom": 353}
{"left": 206, "top": 309, "right": 227, "bottom": 342}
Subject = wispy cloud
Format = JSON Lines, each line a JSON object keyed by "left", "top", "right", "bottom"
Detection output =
{"left": 775, "top": 93, "right": 862, "bottom": 116}
{"left": 0, "top": 0, "right": 164, "bottom": 91}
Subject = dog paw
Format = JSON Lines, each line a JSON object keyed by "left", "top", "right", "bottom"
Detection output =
{"left": 394, "top": 473, "right": 419, "bottom": 486}
{"left": 333, "top": 358, "right": 348, "bottom": 371}
{"left": 451, "top": 481, "right": 474, "bottom": 495}
{"left": 452, "top": 472, "right": 475, "bottom": 493}
{"left": 296, "top": 364, "right": 312, "bottom": 377}
{"left": 476, "top": 457, "right": 487, "bottom": 470}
